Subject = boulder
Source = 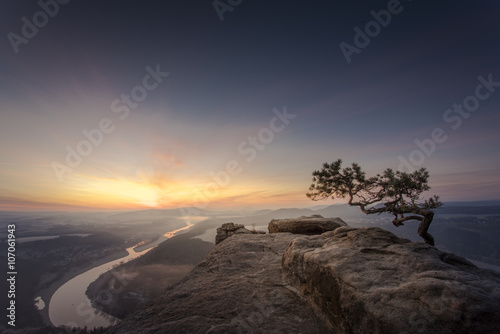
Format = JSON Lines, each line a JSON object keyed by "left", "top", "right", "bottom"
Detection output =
{"left": 215, "top": 222, "right": 253, "bottom": 245}
{"left": 282, "top": 226, "right": 500, "bottom": 334}
{"left": 107, "top": 233, "right": 332, "bottom": 333}
{"left": 268, "top": 215, "right": 346, "bottom": 235}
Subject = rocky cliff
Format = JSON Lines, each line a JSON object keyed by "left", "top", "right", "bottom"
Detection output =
{"left": 107, "top": 217, "right": 500, "bottom": 333}
{"left": 107, "top": 233, "right": 332, "bottom": 333}
{"left": 282, "top": 226, "right": 500, "bottom": 333}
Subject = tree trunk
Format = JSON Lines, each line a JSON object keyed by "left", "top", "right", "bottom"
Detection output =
{"left": 417, "top": 211, "right": 435, "bottom": 246}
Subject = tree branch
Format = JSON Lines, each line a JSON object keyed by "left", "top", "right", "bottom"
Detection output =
{"left": 391, "top": 215, "right": 422, "bottom": 226}
{"left": 307, "top": 160, "right": 440, "bottom": 245}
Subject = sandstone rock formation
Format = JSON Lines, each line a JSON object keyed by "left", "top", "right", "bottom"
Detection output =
{"left": 268, "top": 214, "right": 346, "bottom": 235}
{"left": 215, "top": 222, "right": 264, "bottom": 245}
{"left": 282, "top": 226, "right": 500, "bottom": 334}
{"left": 107, "top": 233, "right": 332, "bottom": 334}
{"left": 105, "top": 221, "right": 500, "bottom": 334}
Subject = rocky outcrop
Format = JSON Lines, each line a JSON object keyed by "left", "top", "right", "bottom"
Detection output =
{"left": 215, "top": 222, "right": 264, "bottom": 245}
{"left": 107, "top": 233, "right": 332, "bottom": 334}
{"left": 282, "top": 226, "right": 500, "bottom": 334}
{"left": 268, "top": 215, "right": 346, "bottom": 235}
{"left": 105, "top": 220, "right": 500, "bottom": 334}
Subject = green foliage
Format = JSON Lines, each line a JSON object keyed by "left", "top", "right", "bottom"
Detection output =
{"left": 307, "top": 159, "right": 442, "bottom": 245}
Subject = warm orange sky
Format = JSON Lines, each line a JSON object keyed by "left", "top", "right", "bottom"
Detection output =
{"left": 0, "top": 110, "right": 328, "bottom": 211}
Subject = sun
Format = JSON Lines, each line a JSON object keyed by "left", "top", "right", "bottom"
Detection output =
{"left": 133, "top": 190, "right": 159, "bottom": 208}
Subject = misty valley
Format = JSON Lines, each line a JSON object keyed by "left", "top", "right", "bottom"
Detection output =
{"left": 1, "top": 202, "right": 500, "bottom": 331}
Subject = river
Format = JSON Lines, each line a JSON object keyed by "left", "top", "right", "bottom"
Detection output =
{"left": 48, "top": 220, "right": 197, "bottom": 329}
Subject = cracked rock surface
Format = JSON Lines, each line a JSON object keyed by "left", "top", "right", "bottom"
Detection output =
{"left": 282, "top": 226, "right": 500, "bottom": 334}
{"left": 268, "top": 215, "right": 347, "bottom": 235}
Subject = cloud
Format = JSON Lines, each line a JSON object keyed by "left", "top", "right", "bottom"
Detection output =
{"left": 0, "top": 196, "right": 97, "bottom": 211}
{"left": 150, "top": 151, "right": 183, "bottom": 169}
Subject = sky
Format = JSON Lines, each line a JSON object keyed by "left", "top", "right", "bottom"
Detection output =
{"left": 0, "top": 0, "right": 499, "bottom": 211}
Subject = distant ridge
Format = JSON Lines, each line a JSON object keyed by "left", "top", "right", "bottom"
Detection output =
{"left": 438, "top": 206, "right": 500, "bottom": 215}
{"left": 105, "top": 207, "right": 217, "bottom": 222}
{"left": 443, "top": 200, "right": 500, "bottom": 207}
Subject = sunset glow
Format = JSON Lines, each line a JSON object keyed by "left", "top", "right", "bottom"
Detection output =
{"left": 1, "top": 1, "right": 499, "bottom": 212}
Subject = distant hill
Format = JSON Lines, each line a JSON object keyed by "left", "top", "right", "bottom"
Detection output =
{"left": 106, "top": 207, "right": 217, "bottom": 222}
{"left": 315, "top": 204, "right": 366, "bottom": 219}
{"left": 443, "top": 200, "right": 500, "bottom": 207}
{"left": 436, "top": 206, "right": 500, "bottom": 215}
{"left": 310, "top": 202, "right": 500, "bottom": 218}
{"left": 265, "top": 207, "right": 315, "bottom": 217}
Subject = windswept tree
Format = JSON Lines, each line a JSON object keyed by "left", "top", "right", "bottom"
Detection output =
{"left": 306, "top": 159, "right": 442, "bottom": 245}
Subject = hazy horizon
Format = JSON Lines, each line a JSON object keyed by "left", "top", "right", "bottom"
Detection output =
{"left": 1, "top": 199, "right": 499, "bottom": 215}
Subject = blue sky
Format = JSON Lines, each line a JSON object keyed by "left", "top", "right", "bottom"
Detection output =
{"left": 0, "top": 0, "right": 499, "bottom": 210}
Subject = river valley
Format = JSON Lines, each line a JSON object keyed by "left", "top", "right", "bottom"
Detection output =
{"left": 47, "top": 221, "right": 195, "bottom": 328}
